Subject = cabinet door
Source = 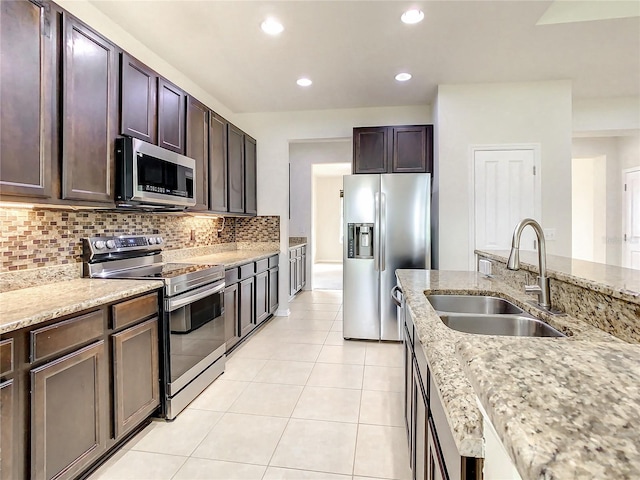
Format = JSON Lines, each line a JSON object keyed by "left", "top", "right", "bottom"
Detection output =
{"left": 186, "top": 96, "right": 209, "bottom": 210}
{"left": 158, "top": 78, "right": 186, "bottom": 154}
{"left": 255, "top": 271, "right": 269, "bottom": 325}
{"left": 0, "top": 0, "right": 55, "bottom": 199}
{"left": 31, "top": 341, "right": 108, "bottom": 480}
{"left": 296, "top": 256, "right": 303, "bottom": 291}
{"left": 0, "top": 380, "right": 14, "bottom": 480}
{"left": 289, "top": 257, "right": 297, "bottom": 297}
{"left": 244, "top": 135, "right": 257, "bottom": 215}
{"left": 61, "top": 15, "right": 118, "bottom": 203}
{"left": 209, "top": 112, "right": 228, "bottom": 212}
{"left": 391, "top": 126, "right": 428, "bottom": 174}
{"left": 227, "top": 124, "right": 245, "bottom": 214}
{"left": 224, "top": 283, "right": 240, "bottom": 351}
{"left": 112, "top": 318, "right": 160, "bottom": 439}
{"left": 413, "top": 361, "right": 428, "bottom": 480}
{"left": 427, "top": 419, "right": 447, "bottom": 480}
{"left": 353, "top": 127, "right": 388, "bottom": 174}
{"left": 268, "top": 267, "right": 279, "bottom": 314}
{"left": 239, "top": 277, "right": 254, "bottom": 337}
{"left": 120, "top": 53, "right": 157, "bottom": 144}
{"left": 301, "top": 253, "right": 307, "bottom": 288}
{"left": 403, "top": 327, "right": 413, "bottom": 454}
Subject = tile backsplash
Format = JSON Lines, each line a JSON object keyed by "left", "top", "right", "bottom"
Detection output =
{"left": 0, "top": 208, "right": 279, "bottom": 272}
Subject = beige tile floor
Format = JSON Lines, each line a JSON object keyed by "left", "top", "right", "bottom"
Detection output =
{"left": 90, "top": 289, "right": 411, "bottom": 480}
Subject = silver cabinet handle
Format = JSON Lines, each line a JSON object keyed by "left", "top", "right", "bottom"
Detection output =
{"left": 391, "top": 285, "right": 403, "bottom": 307}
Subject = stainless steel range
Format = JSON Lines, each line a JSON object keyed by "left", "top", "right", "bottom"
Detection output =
{"left": 83, "top": 235, "right": 226, "bottom": 420}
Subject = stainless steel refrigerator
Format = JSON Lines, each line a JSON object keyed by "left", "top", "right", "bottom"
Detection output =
{"left": 343, "top": 174, "right": 431, "bottom": 341}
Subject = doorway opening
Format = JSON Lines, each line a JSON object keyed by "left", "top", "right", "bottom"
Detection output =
{"left": 311, "top": 163, "right": 350, "bottom": 289}
{"left": 571, "top": 156, "right": 607, "bottom": 263}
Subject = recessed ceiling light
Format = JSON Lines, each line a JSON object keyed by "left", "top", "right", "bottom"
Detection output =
{"left": 395, "top": 73, "right": 412, "bottom": 82}
{"left": 401, "top": 9, "right": 424, "bottom": 24}
{"left": 297, "top": 78, "right": 312, "bottom": 87}
{"left": 261, "top": 18, "right": 284, "bottom": 35}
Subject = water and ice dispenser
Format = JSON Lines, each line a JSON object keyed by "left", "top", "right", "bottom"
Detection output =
{"left": 347, "top": 223, "right": 374, "bottom": 259}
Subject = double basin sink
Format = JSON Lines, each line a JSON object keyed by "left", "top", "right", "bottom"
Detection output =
{"left": 427, "top": 295, "right": 565, "bottom": 337}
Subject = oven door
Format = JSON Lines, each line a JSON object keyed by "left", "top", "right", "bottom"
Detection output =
{"left": 165, "top": 281, "right": 225, "bottom": 397}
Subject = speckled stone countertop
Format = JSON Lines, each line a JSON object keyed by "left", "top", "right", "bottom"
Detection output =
{"left": 0, "top": 279, "right": 163, "bottom": 334}
{"left": 395, "top": 269, "right": 622, "bottom": 462}
{"left": 289, "top": 240, "right": 307, "bottom": 249}
{"left": 458, "top": 338, "right": 640, "bottom": 479}
{"left": 476, "top": 249, "right": 640, "bottom": 305}
{"left": 177, "top": 249, "right": 280, "bottom": 269}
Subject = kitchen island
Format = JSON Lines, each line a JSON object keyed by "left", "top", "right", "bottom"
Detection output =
{"left": 395, "top": 269, "right": 639, "bottom": 479}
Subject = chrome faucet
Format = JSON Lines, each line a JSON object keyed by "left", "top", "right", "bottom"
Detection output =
{"left": 507, "top": 218, "right": 551, "bottom": 309}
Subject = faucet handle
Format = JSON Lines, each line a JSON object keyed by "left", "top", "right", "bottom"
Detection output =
{"left": 525, "top": 284, "right": 542, "bottom": 294}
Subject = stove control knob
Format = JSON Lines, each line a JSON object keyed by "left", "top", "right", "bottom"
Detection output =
{"left": 148, "top": 237, "right": 156, "bottom": 245}
{"left": 155, "top": 237, "right": 163, "bottom": 245}
{"left": 106, "top": 240, "right": 116, "bottom": 249}
{"left": 94, "top": 240, "right": 106, "bottom": 250}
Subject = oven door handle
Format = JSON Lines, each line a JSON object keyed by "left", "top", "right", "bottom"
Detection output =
{"left": 165, "top": 282, "right": 225, "bottom": 312}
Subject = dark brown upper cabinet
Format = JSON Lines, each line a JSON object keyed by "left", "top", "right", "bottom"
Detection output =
{"left": 61, "top": 14, "right": 118, "bottom": 204}
{"left": 158, "top": 78, "right": 186, "bottom": 154}
{"left": 0, "top": 0, "right": 56, "bottom": 199}
{"left": 244, "top": 135, "right": 257, "bottom": 216}
{"left": 353, "top": 125, "right": 433, "bottom": 175}
{"left": 353, "top": 127, "right": 389, "bottom": 174}
{"left": 227, "top": 123, "right": 245, "bottom": 214}
{"left": 120, "top": 53, "right": 157, "bottom": 145}
{"left": 208, "top": 112, "right": 228, "bottom": 213}
{"left": 392, "top": 125, "right": 433, "bottom": 173}
{"left": 186, "top": 96, "right": 209, "bottom": 211}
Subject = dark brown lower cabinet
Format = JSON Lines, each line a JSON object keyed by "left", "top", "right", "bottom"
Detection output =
{"left": 255, "top": 271, "right": 269, "bottom": 325}
{"left": 413, "top": 361, "right": 428, "bottom": 480}
{"left": 31, "top": 341, "right": 108, "bottom": 480}
{"left": 112, "top": 318, "right": 159, "bottom": 439}
{"left": 224, "top": 283, "right": 240, "bottom": 351}
{"left": 268, "top": 266, "right": 279, "bottom": 314}
{"left": 0, "top": 379, "right": 14, "bottom": 480}
{"left": 403, "top": 326, "right": 413, "bottom": 448}
{"left": 239, "top": 277, "right": 255, "bottom": 337}
{"left": 428, "top": 419, "right": 447, "bottom": 480}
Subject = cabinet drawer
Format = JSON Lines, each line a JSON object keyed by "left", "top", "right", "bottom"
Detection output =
{"left": 239, "top": 262, "right": 255, "bottom": 280}
{"left": 112, "top": 293, "right": 158, "bottom": 330}
{"left": 268, "top": 255, "right": 279, "bottom": 268}
{"left": 301, "top": 246, "right": 306, "bottom": 255}
{"left": 30, "top": 310, "right": 105, "bottom": 363}
{"left": 0, "top": 339, "right": 13, "bottom": 376}
{"left": 256, "top": 259, "right": 269, "bottom": 274}
{"left": 225, "top": 268, "right": 239, "bottom": 285}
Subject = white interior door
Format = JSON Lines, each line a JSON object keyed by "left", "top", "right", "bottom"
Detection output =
{"left": 474, "top": 149, "right": 538, "bottom": 255}
{"left": 623, "top": 168, "right": 640, "bottom": 270}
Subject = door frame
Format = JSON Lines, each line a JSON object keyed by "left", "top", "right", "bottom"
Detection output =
{"left": 622, "top": 166, "right": 640, "bottom": 269}
{"left": 468, "top": 144, "right": 542, "bottom": 271}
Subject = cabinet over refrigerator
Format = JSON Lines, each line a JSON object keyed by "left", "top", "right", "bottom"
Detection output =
{"left": 343, "top": 174, "right": 431, "bottom": 341}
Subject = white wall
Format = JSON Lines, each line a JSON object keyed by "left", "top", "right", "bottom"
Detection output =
{"left": 573, "top": 97, "right": 640, "bottom": 135}
{"left": 236, "top": 105, "right": 432, "bottom": 308}
{"left": 313, "top": 175, "right": 343, "bottom": 262}
{"left": 435, "top": 81, "right": 573, "bottom": 270}
{"left": 289, "top": 142, "right": 351, "bottom": 239}
{"left": 619, "top": 134, "right": 640, "bottom": 170}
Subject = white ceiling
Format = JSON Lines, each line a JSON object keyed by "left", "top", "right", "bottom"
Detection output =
{"left": 89, "top": 0, "right": 640, "bottom": 114}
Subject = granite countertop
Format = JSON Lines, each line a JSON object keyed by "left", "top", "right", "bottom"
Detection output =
{"left": 0, "top": 278, "right": 163, "bottom": 334}
{"left": 458, "top": 337, "right": 640, "bottom": 479}
{"left": 476, "top": 249, "right": 640, "bottom": 305}
{"left": 289, "top": 241, "right": 307, "bottom": 249}
{"left": 394, "top": 269, "right": 625, "bottom": 468}
{"left": 177, "top": 249, "right": 280, "bottom": 269}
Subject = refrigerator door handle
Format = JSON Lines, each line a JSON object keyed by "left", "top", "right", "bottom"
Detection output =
{"left": 374, "top": 192, "right": 380, "bottom": 271}
{"left": 380, "top": 192, "right": 386, "bottom": 271}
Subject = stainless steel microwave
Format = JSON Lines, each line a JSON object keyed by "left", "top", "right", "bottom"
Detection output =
{"left": 115, "top": 137, "right": 196, "bottom": 209}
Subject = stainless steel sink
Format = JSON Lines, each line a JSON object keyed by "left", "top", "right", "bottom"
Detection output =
{"left": 426, "top": 295, "right": 524, "bottom": 315}
{"left": 439, "top": 314, "right": 565, "bottom": 337}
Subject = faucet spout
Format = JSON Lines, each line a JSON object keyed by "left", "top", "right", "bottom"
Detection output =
{"left": 506, "top": 218, "right": 551, "bottom": 309}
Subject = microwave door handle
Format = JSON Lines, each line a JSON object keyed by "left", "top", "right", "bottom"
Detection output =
{"left": 165, "top": 282, "right": 225, "bottom": 312}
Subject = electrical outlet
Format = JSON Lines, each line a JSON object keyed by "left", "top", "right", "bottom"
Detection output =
{"left": 543, "top": 228, "right": 556, "bottom": 241}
